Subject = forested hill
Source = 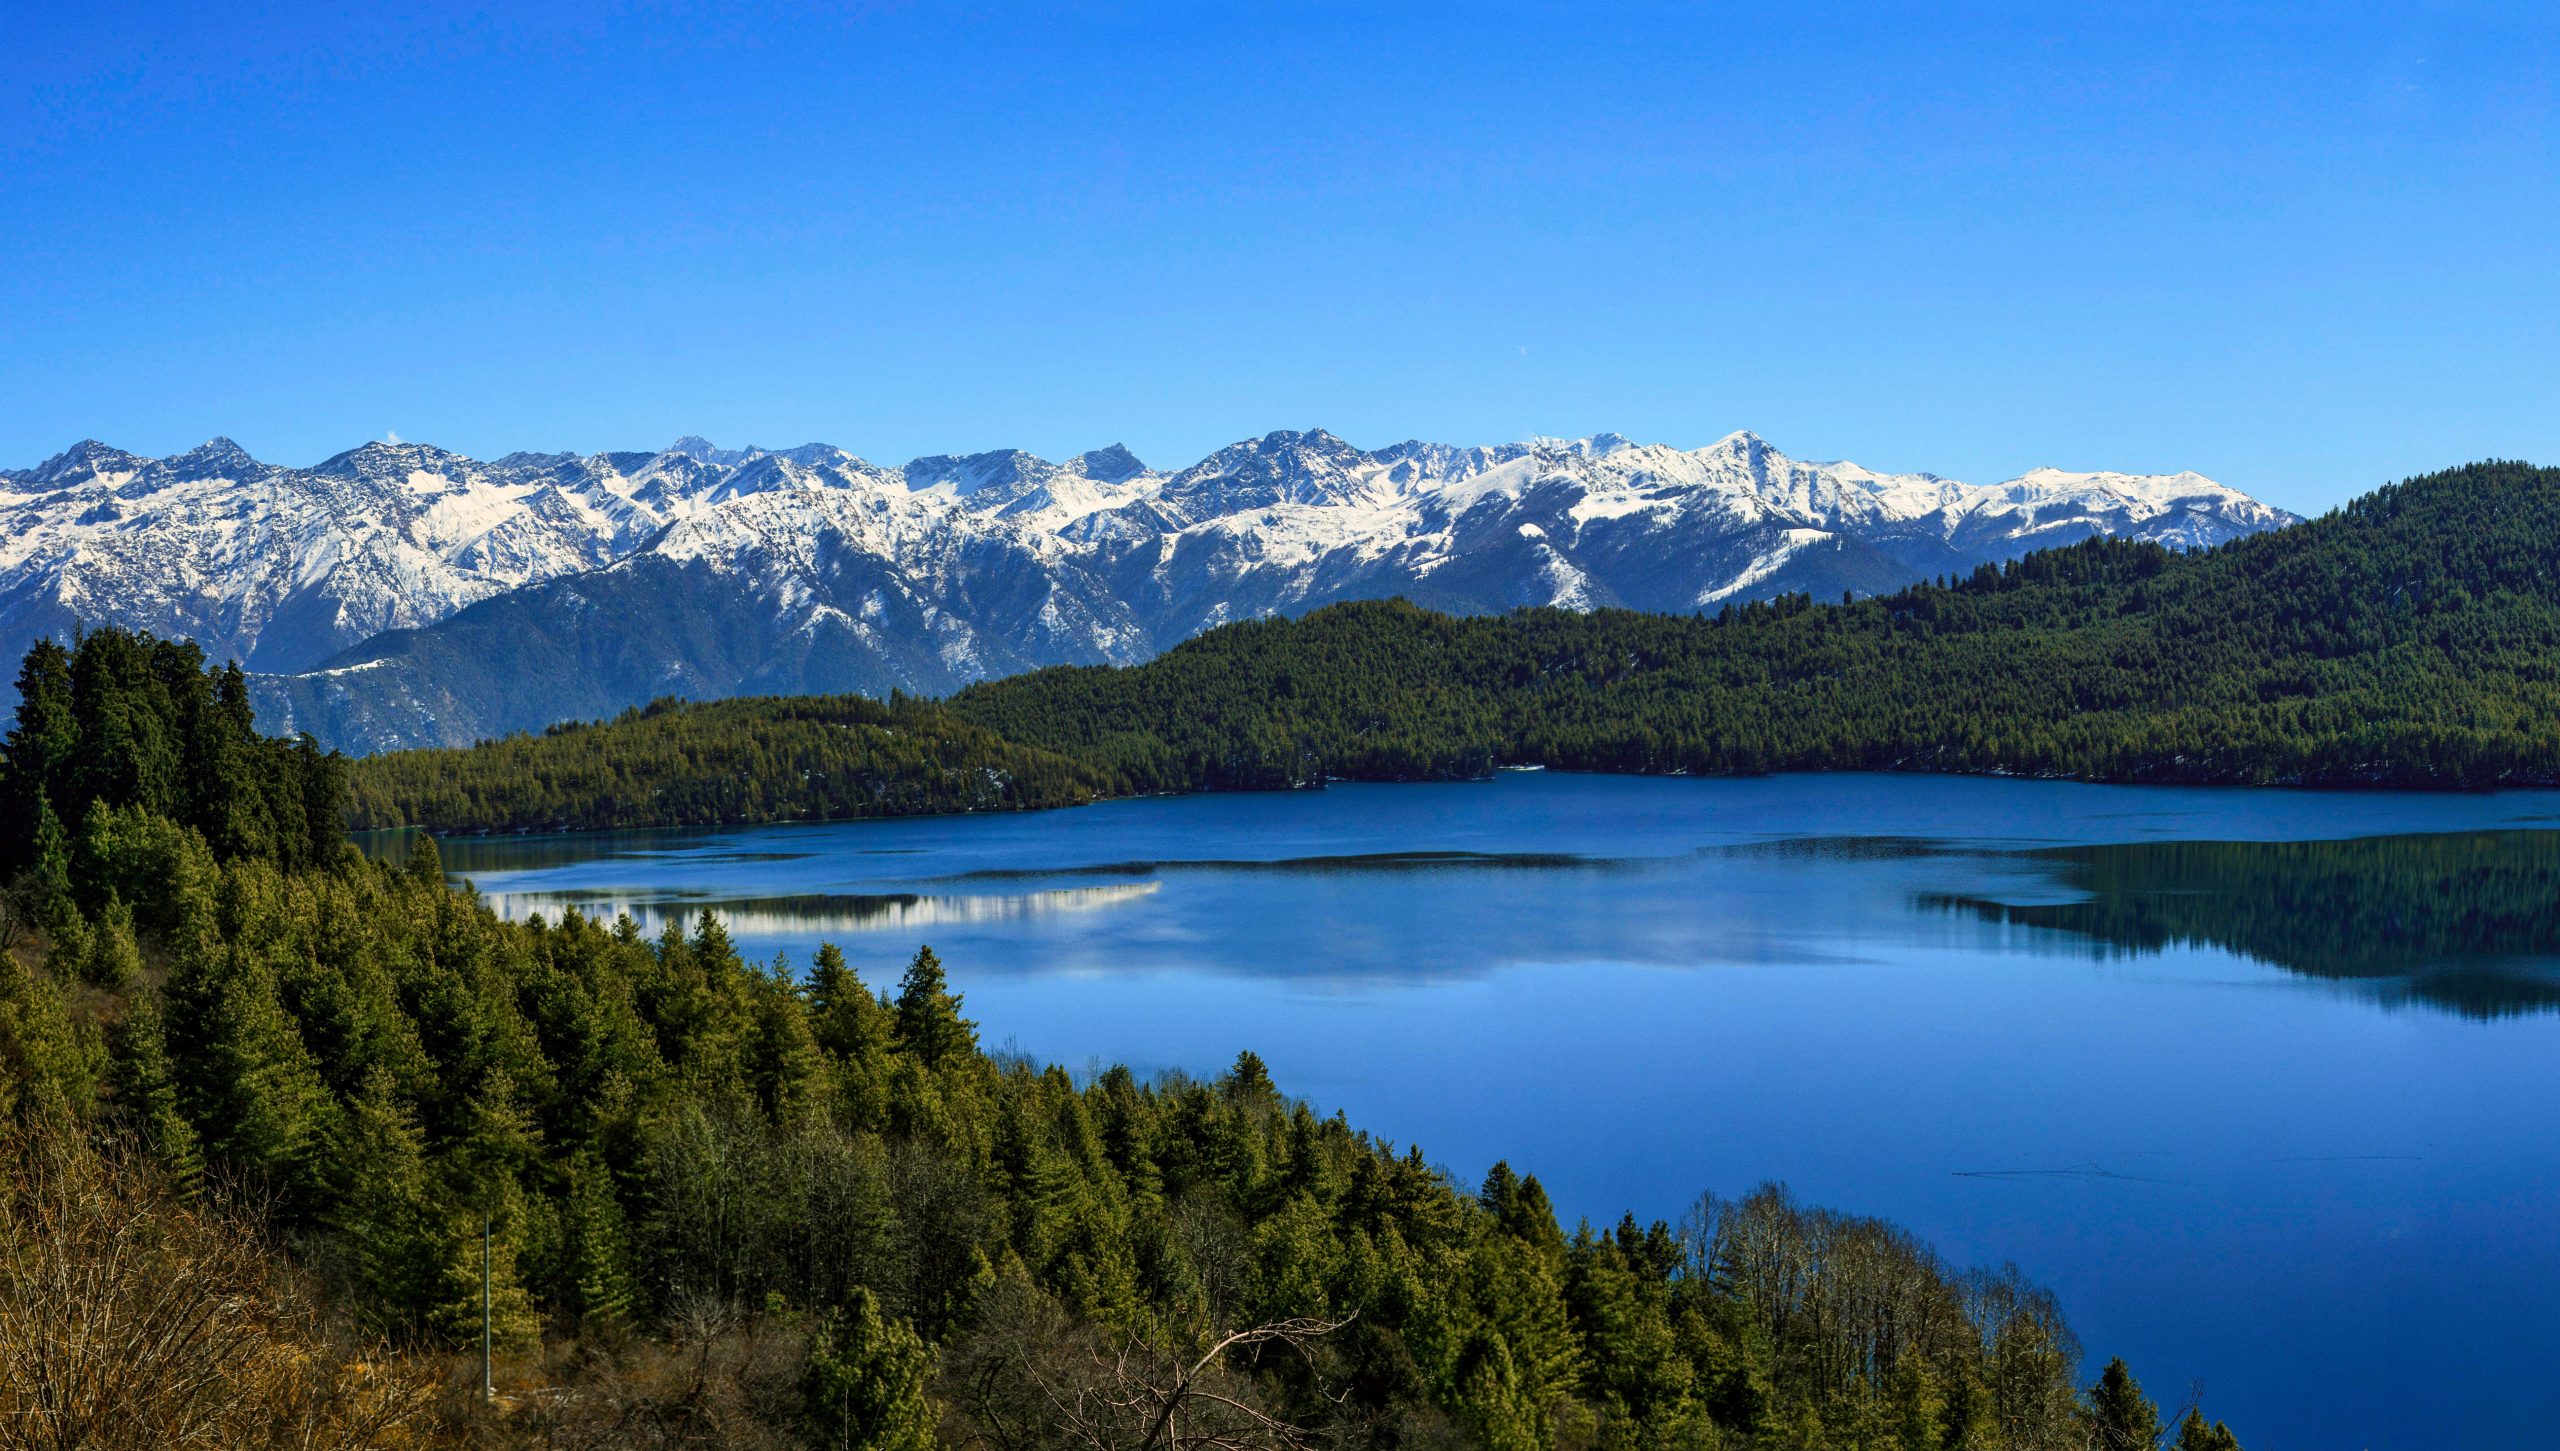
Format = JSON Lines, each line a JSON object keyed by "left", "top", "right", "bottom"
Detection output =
{"left": 343, "top": 459, "right": 2560, "bottom": 833}
{"left": 344, "top": 692, "right": 1110, "bottom": 834}
{"left": 948, "top": 460, "right": 2560, "bottom": 791}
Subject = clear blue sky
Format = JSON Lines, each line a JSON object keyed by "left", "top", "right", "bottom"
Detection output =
{"left": 5, "top": 2, "right": 2555, "bottom": 514}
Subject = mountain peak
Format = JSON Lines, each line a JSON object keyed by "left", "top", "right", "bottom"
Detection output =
{"left": 1234, "top": 427, "right": 1354, "bottom": 455}
{"left": 1070, "top": 443, "right": 1148, "bottom": 482}
{"left": 664, "top": 435, "right": 763, "bottom": 468}
{"left": 28, "top": 439, "right": 147, "bottom": 485}
{"left": 306, "top": 439, "right": 481, "bottom": 485}
{"left": 170, "top": 436, "right": 262, "bottom": 470}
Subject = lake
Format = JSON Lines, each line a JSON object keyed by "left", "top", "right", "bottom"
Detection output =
{"left": 388, "top": 773, "right": 2560, "bottom": 1449}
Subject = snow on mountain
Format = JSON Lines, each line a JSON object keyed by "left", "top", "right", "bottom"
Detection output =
{"left": 0, "top": 428, "right": 2295, "bottom": 749}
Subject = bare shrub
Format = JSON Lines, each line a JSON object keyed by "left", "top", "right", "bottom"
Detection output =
{"left": 942, "top": 1266, "right": 1346, "bottom": 1451}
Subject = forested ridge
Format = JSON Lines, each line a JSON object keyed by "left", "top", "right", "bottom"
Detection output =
{"left": 0, "top": 636, "right": 2246, "bottom": 1447}
{"left": 347, "top": 460, "right": 2560, "bottom": 836}
{"left": 950, "top": 461, "right": 2560, "bottom": 792}
{"left": 345, "top": 693, "right": 1109, "bottom": 835}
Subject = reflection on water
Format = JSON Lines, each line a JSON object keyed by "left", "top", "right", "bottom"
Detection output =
{"left": 360, "top": 824, "right": 837, "bottom": 873}
{"left": 482, "top": 881, "right": 1162, "bottom": 938}
{"left": 387, "top": 802, "right": 2560, "bottom": 1018}
{"left": 1935, "top": 831, "right": 2560, "bottom": 1018}
{"left": 922, "top": 849, "right": 1637, "bottom": 883}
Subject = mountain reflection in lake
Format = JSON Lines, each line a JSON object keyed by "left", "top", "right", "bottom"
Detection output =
{"left": 365, "top": 773, "right": 2560, "bottom": 1449}
{"left": 477, "top": 882, "right": 1162, "bottom": 938}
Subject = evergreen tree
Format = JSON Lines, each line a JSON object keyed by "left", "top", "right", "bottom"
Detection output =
{"left": 432, "top": 1204, "right": 543, "bottom": 1353}
{"left": 107, "top": 991, "right": 202, "bottom": 1189}
{"left": 188, "top": 661, "right": 274, "bottom": 861}
{"left": 405, "top": 832, "right": 445, "bottom": 890}
{"left": 289, "top": 733, "right": 347, "bottom": 868}
{"left": 2173, "top": 1408, "right": 2245, "bottom": 1451}
{"left": 25, "top": 792, "right": 70, "bottom": 911}
{"left": 77, "top": 894, "right": 143, "bottom": 989}
{"left": 450, "top": 1067, "right": 544, "bottom": 1210}
{"left": 324, "top": 1069, "right": 440, "bottom": 1331}
{"left": 801, "top": 1286, "right": 939, "bottom": 1451}
{"left": 0, "top": 638, "right": 77, "bottom": 873}
{"left": 746, "top": 961, "right": 825, "bottom": 1122}
{"left": 166, "top": 936, "right": 332, "bottom": 1209}
{"left": 560, "top": 1147, "right": 639, "bottom": 1337}
{"left": 807, "top": 942, "right": 893, "bottom": 1059}
{"left": 0, "top": 947, "right": 92, "bottom": 1123}
{"left": 2088, "top": 1357, "right": 2166, "bottom": 1451}
{"left": 894, "top": 946, "right": 975, "bottom": 1068}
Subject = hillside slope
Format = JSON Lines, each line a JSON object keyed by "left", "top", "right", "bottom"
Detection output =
{"left": 343, "top": 691, "right": 1111, "bottom": 834}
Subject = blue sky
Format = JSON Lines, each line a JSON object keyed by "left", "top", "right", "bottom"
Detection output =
{"left": 4, "top": 2, "right": 2554, "bottom": 514}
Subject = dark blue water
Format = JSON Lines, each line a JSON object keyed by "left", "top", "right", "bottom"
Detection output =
{"left": 402, "top": 774, "right": 2560, "bottom": 1449}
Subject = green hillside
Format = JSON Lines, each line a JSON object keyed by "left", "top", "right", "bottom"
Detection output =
{"left": 951, "top": 460, "right": 2560, "bottom": 791}
{"left": 344, "top": 692, "right": 1111, "bottom": 834}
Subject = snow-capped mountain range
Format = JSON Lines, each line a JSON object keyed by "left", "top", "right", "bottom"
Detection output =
{"left": 0, "top": 429, "right": 2295, "bottom": 751}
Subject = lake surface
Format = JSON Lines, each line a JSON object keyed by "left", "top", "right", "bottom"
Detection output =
{"left": 388, "top": 773, "right": 2560, "bottom": 1449}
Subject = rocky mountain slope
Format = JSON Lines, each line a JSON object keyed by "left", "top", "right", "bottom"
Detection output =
{"left": 0, "top": 429, "right": 2293, "bottom": 750}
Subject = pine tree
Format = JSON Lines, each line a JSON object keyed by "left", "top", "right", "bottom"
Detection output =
{"left": 2173, "top": 1408, "right": 2245, "bottom": 1451}
{"left": 289, "top": 732, "right": 348, "bottom": 869}
{"left": 108, "top": 991, "right": 203, "bottom": 1189}
{"left": 2088, "top": 1358, "right": 2166, "bottom": 1451}
{"left": 325, "top": 1069, "right": 440, "bottom": 1331}
{"left": 561, "top": 1147, "right": 639, "bottom": 1337}
{"left": 746, "top": 962, "right": 825, "bottom": 1122}
{"left": 1221, "top": 1048, "right": 1277, "bottom": 1103}
{"left": 1887, "top": 1352, "right": 1947, "bottom": 1451}
{"left": 894, "top": 945, "right": 975, "bottom": 1068}
{"left": 1, "top": 639, "right": 76, "bottom": 875}
{"left": 69, "top": 628, "right": 183, "bottom": 820}
{"left": 188, "top": 662, "right": 274, "bottom": 861}
{"left": 807, "top": 942, "right": 893, "bottom": 1059}
{"left": 431, "top": 1204, "right": 543, "bottom": 1353}
{"left": 0, "top": 947, "right": 93, "bottom": 1123}
{"left": 450, "top": 1067, "right": 544, "bottom": 1211}
{"left": 801, "top": 1286, "right": 939, "bottom": 1451}
{"left": 78, "top": 894, "right": 143, "bottom": 989}
{"left": 405, "top": 832, "right": 445, "bottom": 890}
{"left": 25, "top": 793, "right": 71, "bottom": 912}
{"left": 167, "top": 937, "right": 331, "bottom": 1207}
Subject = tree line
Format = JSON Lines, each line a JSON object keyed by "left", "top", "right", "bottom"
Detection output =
{"left": 0, "top": 630, "right": 2246, "bottom": 1447}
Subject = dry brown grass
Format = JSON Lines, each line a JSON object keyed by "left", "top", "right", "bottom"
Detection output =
{"left": 418, "top": 1298, "right": 809, "bottom": 1451}
{"left": 0, "top": 1131, "right": 440, "bottom": 1451}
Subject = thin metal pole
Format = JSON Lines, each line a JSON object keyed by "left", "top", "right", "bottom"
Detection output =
{"left": 482, "top": 1215, "right": 494, "bottom": 1402}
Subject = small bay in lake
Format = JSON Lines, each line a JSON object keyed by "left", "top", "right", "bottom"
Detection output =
{"left": 381, "top": 773, "right": 2560, "bottom": 1449}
